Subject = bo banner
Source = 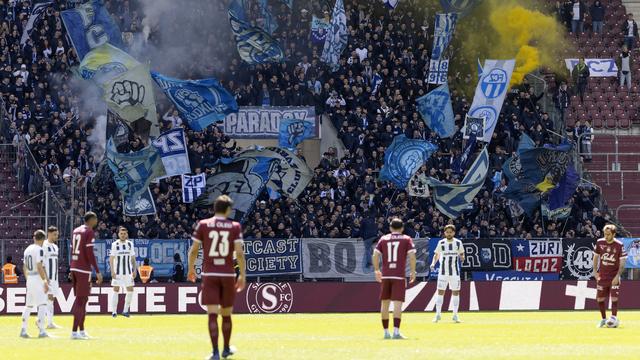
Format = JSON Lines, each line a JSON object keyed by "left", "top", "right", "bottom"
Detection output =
{"left": 222, "top": 107, "right": 319, "bottom": 139}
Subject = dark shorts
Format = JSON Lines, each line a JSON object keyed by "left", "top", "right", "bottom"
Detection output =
{"left": 597, "top": 279, "right": 621, "bottom": 299}
{"left": 71, "top": 271, "right": 91, "bottom": 297}
{"left": 201, "top": 276, "right": 236, "bottom": 308}
{"left": 380, "top": 279, "right": 406, "bottom": 302}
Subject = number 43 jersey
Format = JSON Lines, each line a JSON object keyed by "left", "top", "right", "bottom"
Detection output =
{"left": 192, "top": 216, "right": 243, "bottom": 277}
{"left": 374, "top": 233, "right": 416, "bottom": 280}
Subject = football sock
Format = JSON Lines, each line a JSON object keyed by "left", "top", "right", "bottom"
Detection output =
{"left": 382, "top": 319, "right": 389, "bottom": 330}
{"left": 598, "top": 301, "right": 606, "bottom": 319}
{"left": 436, "top": 295, "right": 444, "bottom": 315}
{"left": 208, "top": 314, "right": 219, "bottom": 352}
{"left": 72, "top": 300, "right": 79, "bottom": 332}
{"left": 124, "top": 292, "right": 133, "bottom": 313}
{"left": 37, "top": 305, "right": 46, "bottom": 332}
{"left": 612, "top": 301, "right": 618, "bottom": 316}
{"left": 222, "top": 316, "right": 232, "bottom": 350}
{"left": 452, "top": 295, "right": 460, "bottom": 315}
{"left": 111, "top": 292, "right": 119, "bottom": 313}
{"left": 393, "top": 318, "right": 401, "bottom": 335}
{"left": 47, "top": 299, "right": 54, "bottom": 325}
{"left": 21, "top": 306, "right": 31, "bottom": 331}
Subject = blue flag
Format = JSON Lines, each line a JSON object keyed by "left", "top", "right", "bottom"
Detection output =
{"left": 416, "top": 83, "right": 455, "bottom": 138}
{"left": 431, "top": 13, "right": 457, "bottom": 60}
{"left": 439, "top": 0, "right": 481, "bottom": 17}
{"left": 61, "top": 0, "right": 124, "bottom": 60}
{"left": 548, "top": 161, "right": 579, "bottom": 210}
{"left": 228, "top": 0, "right": 284, "bottom": 64}
{"left": 429, "top": 148, "right": 489, "bottom": 219}
{"left": 379, "top": 135, "right": 438, "bottom": 188}
{"left": 453, "top": 135, "right": 476, "bottom": 174}
{"left": 278, "top": 117, "right": 315, "bottom": 149}
{"left": 321, "top": 0, "right": 348, "bottom": 71}
{"left": 151, "top": 72, "right": 239, "bottom": 131}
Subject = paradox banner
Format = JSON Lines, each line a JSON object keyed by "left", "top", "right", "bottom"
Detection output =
{"left": 222, "top": 107, "right": 319, "bottom": 139}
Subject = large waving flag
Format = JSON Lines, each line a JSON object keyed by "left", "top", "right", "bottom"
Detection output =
{"left": 416, "top": 83, "right": 455, "bottom": 138}
{"left": 467, "top": 59, "right": 515, "bottom": 142}
{"left": 379, "top": 135, "right": 438, "bottom": 188}
{"left": 278, "top": 117, "right": 315, "bottom": 149}
{"left": 431, "top": 13, "right": 457, "bottom": 60}
{"left": 61, "top": 0, "right": 124, "bottom": 60}
{"left": 440, "top": 0, "right": 481, "bottom": 17}
{"left": 79, "top": 43, "right": 139, "bottom": 84}
{"left": 548, "top": 161, "right": 579, "bottom": 210}
{"left": 259, "top": 0, "right": 278, "bottom": 35}
{"left": 228, "top": 0, "right": 284, "bottom": 64}
{"left": 103, "top": 63, "right": 159, "bottom": 140}
{"left": 20, "top": 0, "right": 53, "bottom": 46}
{"left": 321, "top": 0, "right": 348, "bottom": 71}
{"left": 429, "top": 147, "right": 489, "bottom": 219}
{"left": 151, "top": 72, "right": 239, "bottom": 131}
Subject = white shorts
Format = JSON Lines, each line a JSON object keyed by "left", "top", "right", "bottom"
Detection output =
{"left": 437, "top": 275, "right": 461, "bottom": 291}
{"left": 47, "top": 280, "right": 60, "bottom": 297}
{"left": 26, "top": 276, "right": 48, "bottom": 307}
{"left": 111, "top": 275, "right": 134, "bottom": 288}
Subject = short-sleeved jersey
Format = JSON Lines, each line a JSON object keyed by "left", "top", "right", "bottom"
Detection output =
{"left": 23, "top": 244, "right": 44, "bottom": 277}
{"left": 192, "top": 216, "right": 243, "bottom": 277}
{"left": 435, "top": 238, "right": 464, "bottom": 276}
{"left": 70, "top": 224, "right": 99, "bottom": 274}
{"left": 374, "top": 233, "right": 416, "bottom": 280}
{"left": 595, "top": 238, "right": 627, "bottom": 280}
{"left": 43, "top": 240, "right": 59, "bottom": 282}
{"left": 110, "top": 240, "right": 136, "bottom": 276}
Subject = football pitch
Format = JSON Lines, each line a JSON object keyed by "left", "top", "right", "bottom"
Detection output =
{"left": 1, "top": 311, "right": 639, "bottom": 359}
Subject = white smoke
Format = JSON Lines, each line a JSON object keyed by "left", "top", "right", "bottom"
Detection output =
{"left": 88, "top": 115, "right": 107, "bottom": 161}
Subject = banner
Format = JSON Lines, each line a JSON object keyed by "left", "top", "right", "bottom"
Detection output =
{"left": 431, "top": 13, "right": 457, "bottom": 60}
{"left": 6, "top": 281, "right": 640, "bottom": 314}
{"left": 320, "top": 0, "right": 348, "bottom": 71}
{"left": 562, "top": 238, "right": 596, "bottom": 280}
{"left": 467, "top": 59, "right": 515, "bottom": 142}
{"left": 564, "top": 58, "right": 618, "bottom": 77}
{"left": 123, "top": 187, "right": 156, "bottom": 216}
{"left": 463, "top": 115, "right": 484, "bottom": 140}
{"left": 90, "top": 239, "right": 189, "bottom": 277}
{"left": 416, "top": 83, "right": 455, "bottom": 138}
{"left": 278, "top": 117, "right": 315, "bottom": 149}
{"left": 622, "top": 238, "right": 640, "bottom": 269}
{"left": 61, "top": 0, "right": 124, "bottom": 60}
{"left": 244, "top": 238, "right": 302, "bottom": 276}
{"left": 471, "top": 271, "right": 560, "bottom": 281}
{"left": 511, "top": 239, "right": 563, "bottom": 273}
{"left": 223, "top": 107, "right": 318, "bottom": 139}
{"left": 151, "top": 72, "right": 239, "bottom": 131}
{"left": 228, "top": 0, "right": 284, "bottom": 64}
{"left": 181, "top": 174, "right": 206, "bottom": 203}
{"left": 302, "top": 238, "right": 432, "bottom": 281}
{"left": 541, "top": 203, "right": 572, "bottom": 220}
{"left": 151, "top": 128, "right": 191, "bottom": 178}
{"left": 460, "top": 238, "right": 512, "bottom": 271}
{"left": 79, "top": 43, "right": 139, "bottom": 84}
{"left": 427, "top": 59, "right": 449, "bottom": 85}
{"left": 311, "top": 16, "right": 331, "bottom": 44}
{"left": 379, "top": 135, "right": 438, "bottom": 188}
{"left": 20, "top": 1, "right": 53, "bottom": 46}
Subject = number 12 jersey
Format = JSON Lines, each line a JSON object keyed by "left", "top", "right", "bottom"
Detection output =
{"left": 192, "top": 216, "right": 243, "bottom": 277}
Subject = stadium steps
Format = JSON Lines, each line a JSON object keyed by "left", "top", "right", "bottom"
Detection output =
{"left": 623, "top": 0, "right": 640, "bottom": 18}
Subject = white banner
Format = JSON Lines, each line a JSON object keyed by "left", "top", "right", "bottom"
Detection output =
{"left": 222, "top": 107, "right": 318, "bottom": 139}
{"left": 564, "top": 58, "right": 618, "bottom": 77}
{"left": 181, "top": 174, "right": 206, "bottom": 203}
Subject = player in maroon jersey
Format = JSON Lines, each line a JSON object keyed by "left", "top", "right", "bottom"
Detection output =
{"left": 372, "top": 218, "right": 416, "bottom": 339}
{"left": 188, "top": 195, "right": 246, "bottom": 360}
{"left": 593, "top": 224, "right": 627, "bottom": 328}
{"left": 69, "top": 211, "right": 103, "bottom": 340}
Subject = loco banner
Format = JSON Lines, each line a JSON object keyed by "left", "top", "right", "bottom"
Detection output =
{"left": 222, "top": 107, "right": 318, "bottom": 139}
{"left": 4, "top": 281, "right": 640, "bottom": 314}
{"left": 561, "top": 238, "right": 596, "bottom": 280}
{"left": 244, "top": 238, "right": 302, "bottom": 276}
{"left": 511, "top": 239, "right": 563, "bottom": 273}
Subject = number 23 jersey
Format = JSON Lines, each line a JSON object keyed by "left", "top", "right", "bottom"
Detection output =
{"left": 192, "top": 216, "right": 243, "bottom": 277}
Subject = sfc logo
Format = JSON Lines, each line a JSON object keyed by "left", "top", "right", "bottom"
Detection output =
{"left": 246, "top": 283, "right": 293, "bottom": 314}
{"left": 480, "top": 68, "right": 508, "bottom": 99}
{"left": 565, "top": 244, "right": 594, "bottom": 280}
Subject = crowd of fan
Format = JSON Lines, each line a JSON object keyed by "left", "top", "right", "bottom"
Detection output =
{"left": 0, "top": 0, "right": 610, "bottom": 242}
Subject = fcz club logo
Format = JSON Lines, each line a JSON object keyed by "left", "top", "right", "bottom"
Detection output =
{"left": 246, "top": 283, "right": 293, "bottom": 314}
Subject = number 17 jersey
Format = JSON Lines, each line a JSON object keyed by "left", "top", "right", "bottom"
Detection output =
{"left": 192, "top": 216, "right": 243, "bottom": 277}
{"left": 374, "top": 233, "right": 415, "bottom": 280}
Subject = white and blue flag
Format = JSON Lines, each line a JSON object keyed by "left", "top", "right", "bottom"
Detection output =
{"left": 416, "top": 83, "right": 455, "bottom": 138}
{"left": 431, "top": 13, "right": 457, "bottom": 60}
{"left": 20, "top": 1, "right": 54, "bottom": 46}
{"left": 429, "top": 147, "right": 489, "bottom": 219}
{"left": 61, "top": 0, "right": 124, "bottom": 60}
{"left": 467, "top": 59, "right": 515, "bottom": 142}
{"left": 79, "top": 43, "right": 139, "bottom": 84}
{"left": 228, "top": 0, "right": 284, "bottom": 64}
{"left": 151, "top": 128, "right": 191, "bottom": 178}
{"left": 151, "top": 72, "right": 239, "bottom": 131}
{"left": 384, "top": 0, "right": 399, "bottom": 9}
{"left": 379, "top": 135, "right": 438, "bottom": 188}
{"left": 321, "top": 0, "right": 348, "bottom": 71}
{"left": 181, "top": 174, "right": 206, "bottom": 203}
{"left": 279, "top": 117, "right": 315, "bottom": 149}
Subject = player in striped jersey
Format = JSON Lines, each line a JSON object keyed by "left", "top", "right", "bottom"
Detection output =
{"left": 43, "top": 226, "right": 61, "bottom": 329}
{"left": 109, "top": 226, "right": 137, "bottom": 318}
{"left": 430, "top": 224, "right": 465, "bottom": 323}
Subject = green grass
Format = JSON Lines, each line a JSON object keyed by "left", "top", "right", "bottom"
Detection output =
{"left": 1, "top": 311, "right": 639, "bottom": 359}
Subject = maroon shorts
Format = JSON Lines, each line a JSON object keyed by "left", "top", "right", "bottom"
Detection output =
{"left": 201, "top": 276, "right": 236, "bottom": 308}
{"left": 71, "top": 271, "right": 91, "bottom": 297}
{"left": 597, "top": 279, "right": 621, "bottom": 299}
{"left": 380, "top": 279, "right": 406, "bottom": 302}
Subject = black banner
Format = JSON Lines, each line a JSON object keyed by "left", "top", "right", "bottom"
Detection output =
{"left": 461, "top": 239, "right": 512, "bottom": 271}
{"left": 561, "top": 238, "right": 596, "bottom": 280}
